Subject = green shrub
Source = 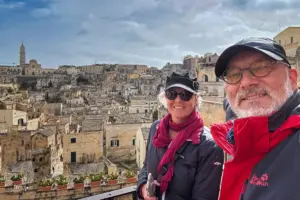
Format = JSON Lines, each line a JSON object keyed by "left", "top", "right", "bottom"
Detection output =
{"left": 38, "top": 179, "right": 54, "bottom": 187}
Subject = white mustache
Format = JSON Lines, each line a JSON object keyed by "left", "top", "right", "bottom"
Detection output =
{"left": 236, "top": 86, "right": 270, "bottom": 103}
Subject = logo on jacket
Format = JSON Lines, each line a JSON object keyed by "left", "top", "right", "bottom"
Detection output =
{"left": 250, "top": 174, "right": 269, "bottom": 187}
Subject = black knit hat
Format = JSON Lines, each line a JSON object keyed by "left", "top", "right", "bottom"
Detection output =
{"left": 165, "top": 72, "right": 200, "bottom": 94}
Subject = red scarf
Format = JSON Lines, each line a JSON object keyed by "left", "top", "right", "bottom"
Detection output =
{"left": 211, "top": 115, "right": 300, "bottom": 200}
{"left": 152, "top": 111, "right": 204, "bottom": 193}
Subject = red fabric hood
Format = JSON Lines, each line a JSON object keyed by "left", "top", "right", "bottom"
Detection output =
{"left": 211, "top": 114, "right": 300, "bottom": 200}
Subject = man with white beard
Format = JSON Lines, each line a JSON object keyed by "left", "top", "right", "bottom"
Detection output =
{"left": 211, "top": 37, "right": 300, "bottom": 200}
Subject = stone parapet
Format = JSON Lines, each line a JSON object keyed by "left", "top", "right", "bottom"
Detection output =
{"left": 0, "top": 182, "right": 136, "bottom": 200}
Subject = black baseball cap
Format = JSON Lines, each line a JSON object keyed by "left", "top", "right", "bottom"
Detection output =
{"left": 165, "top": 72, "right": 200, "bottom": 94}
{"left": 215, "top": 37, "right": 290, "bottom": 77}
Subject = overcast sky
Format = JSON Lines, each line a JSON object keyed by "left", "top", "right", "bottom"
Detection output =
{"left": 0, "top": 0, "right": 300, "bottom": 68}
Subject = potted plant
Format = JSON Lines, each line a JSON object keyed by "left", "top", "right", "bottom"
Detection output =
{"left": 124, "top": 170, "right": 136, "bottom": 183}
{"left": 38, "top": 179, "right": 54, "bottom": 191}
{"left": 11, "top": 173, "right": 23, "bottom": 185}
{"left": 0, "top": 174, "right": 5, "bottom": 187}
{"left": 107, "top": 173, "right": 118, "bottom": 185}
{"left": 90, "top": 173, "right": 103, "bottom": 187}
{"left": 55, "top": 175, "right": 68, "bottom": 190}
{"left": 73, "top": 175, "right": 85, "bottom": 189}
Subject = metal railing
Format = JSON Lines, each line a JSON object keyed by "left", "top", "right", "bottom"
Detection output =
{"left": 81, "top": 185, "right": 137, "bottom": 200}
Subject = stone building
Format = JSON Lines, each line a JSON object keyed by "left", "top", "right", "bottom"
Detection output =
{"left": 0, "top": 66, "right": 22, "bottom": 76}
{"left": 274, "top": 26, "right": 300, "bottom": 59}
{"left": 31, "top": 132, "right": 51, "bottom": 180}
{"left": 183, "top": 55, "right": 199, "bottom": 71}
{"left": 138, "top": 74, "right": 162, "bottom": 96}
{"left": 24, "top": 59, "right": 42, "bottom": 76}
{"left": 105, "top": 123, "right": 151, "bottom": 162}
{"left": 79, "top": 64, "right": 105, "bottom": 74}
{"left": 161, "top": 63, "right": 186, "bottom": 78}
{"left": 43, "top": 103, "right": 63, "bottom": 116}
{"left": 133, "top": 65, "right": 148, "bottom": 74}
{"left": 274, "top": 27, "right": 300, "bottom": 85}
{"left": 196, "top": 53, "right": 225, "bottom": 100}
{"left": 136, "top": 125, "right": 151, "bottom": 169}
{"left": 0, "top": 107, "right": 27, "bottom": 128}
{"left": 63, "top": 120, "right": 104, "bottom": 165}
{"left": 128, "top": 96, "right": 158, "bottom": 114}
{"left": 198, "top": 53, "right": 219, "bottom": 82}
{"left": 0, "top": 127, "right": 32, "bottom": 172}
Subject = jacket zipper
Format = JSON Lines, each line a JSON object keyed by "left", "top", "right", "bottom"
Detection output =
{"left": 240, "top": 179, "right": 248, "bottom": 200}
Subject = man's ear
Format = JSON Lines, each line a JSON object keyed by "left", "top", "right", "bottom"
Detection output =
{"left": 289, "top": 68, "right": 298, "bottom": 90}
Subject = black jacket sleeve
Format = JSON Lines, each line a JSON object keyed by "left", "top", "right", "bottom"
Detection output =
{"left": 136, "top": 120, "right": 159, "bottom": 199}
{"left": 192, "top": 142, "right": 224, "bottom": 200}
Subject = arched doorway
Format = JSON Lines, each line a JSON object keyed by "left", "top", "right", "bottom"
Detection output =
{"left": 202, "top": 74, "right": 208, "bottom": 82}
{"left": 18, "top": 118, "right": 24, "bottom": 126}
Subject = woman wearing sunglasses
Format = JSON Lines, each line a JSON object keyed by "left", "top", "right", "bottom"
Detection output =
{"left": 137, "top": 72, "right": 224, "bottom": 200}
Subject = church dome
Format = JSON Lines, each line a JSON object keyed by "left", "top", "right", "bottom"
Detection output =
{"left": 29, "top": 59, "right": 37, "bottom": 64}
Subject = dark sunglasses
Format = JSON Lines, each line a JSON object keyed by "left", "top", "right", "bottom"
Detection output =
{"left": 165, "top": 89, "right": 194, "bottom": 101}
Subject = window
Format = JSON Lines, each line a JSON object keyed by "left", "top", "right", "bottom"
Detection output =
{"left": 110, "top": 140, "right": 119, "bottom": 147}
{"left": 34, "top": 169, "right": 38, "bottom": 173}
{"left": 32, "top": 158, "right": 35, "bottom": 162}
{"left": 291, "top": 36, "right": 294, "bottom": 44}
{"left": 39, "top": 157, "right": 43, "bottom": 162}
{"left": 132, "top": 138, "right": 136, "bottom": 146}
{"left": 21, "top": 140, "right": 24, "bottom": 146}
{"left": 71, "top": 138, "right": 76, "bottom": 143}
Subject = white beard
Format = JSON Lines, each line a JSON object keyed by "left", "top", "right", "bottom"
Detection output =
{"left": 231, "top": 76, "right": 294, "bottom": 118}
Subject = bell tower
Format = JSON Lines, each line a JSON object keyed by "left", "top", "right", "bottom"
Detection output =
{"left": 19, "top": 42, "right": 26, "bottom": 67}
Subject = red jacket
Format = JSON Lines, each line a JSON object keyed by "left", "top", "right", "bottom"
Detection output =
{"left": 211, "top": 114, "right": 300, "bottom": 200}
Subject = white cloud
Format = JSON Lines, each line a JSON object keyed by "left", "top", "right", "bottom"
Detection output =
{"left": 0, "top": 1, "right": 25, "bottom": 9}
{"left": 31, "top": 8, "right": 53, "bottom": 18}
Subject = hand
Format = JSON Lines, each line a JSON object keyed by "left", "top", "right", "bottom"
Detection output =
{"left": 142, "top": 184, "right": 158, "bottom": 200}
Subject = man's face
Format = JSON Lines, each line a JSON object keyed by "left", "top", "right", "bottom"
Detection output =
{"left": 224, "top": 50, "right": 298, "bottom": 118}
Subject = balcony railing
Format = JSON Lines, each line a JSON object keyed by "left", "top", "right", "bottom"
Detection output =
{"left": 81, "top": 186, "right": 137, "bottom": 200}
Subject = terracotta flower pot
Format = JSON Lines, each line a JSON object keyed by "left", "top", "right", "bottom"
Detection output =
{"left": 39, "top": 186, "right": 52, "bottom": 191}
{"left": 13, "top": 180, "right": 22, "bottom": 185}
{"left": 0, "top": 182, "right": 5, "bottom": 187}
{"left": 126, "top": 177, "right": 136, "bottom": 183}
{"left": 56, "top": 184, "right": 67, "bottom": 190}
{"left": 90, "top": 181, "right": 100, "bottom": 187}
{"left": 74, "top": 183, "right": 84, "bottom": 189}
{"left": 108, "top": 179, "right": 118, "bottom": 185}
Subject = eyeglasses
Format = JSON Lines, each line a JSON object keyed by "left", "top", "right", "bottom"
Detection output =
{"left": 221, "top": 60, "right": 290, "bottom": 84}
{"left": 165, "top": 89, "right": 194, "bottom": 101}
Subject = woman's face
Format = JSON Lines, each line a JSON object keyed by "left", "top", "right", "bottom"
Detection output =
{"left": 166, "top": 87, "right": 197, "bottom": 123}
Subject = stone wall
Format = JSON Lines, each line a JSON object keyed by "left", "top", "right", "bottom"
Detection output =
{"left": 63, "top": 131, "right": 104, "bottom": 164}
{"left": 0, "top": 182, "right": 136, "bottom": 200}
{"left": 105, "top": 124, "right": 145, "bottom": 162}
{"left": 200, "top": 100, "right": 225, "bottom": 126}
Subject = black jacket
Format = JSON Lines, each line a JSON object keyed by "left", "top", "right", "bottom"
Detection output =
{"left": 137, "top": 120, "right": 224, "bottom": 200}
